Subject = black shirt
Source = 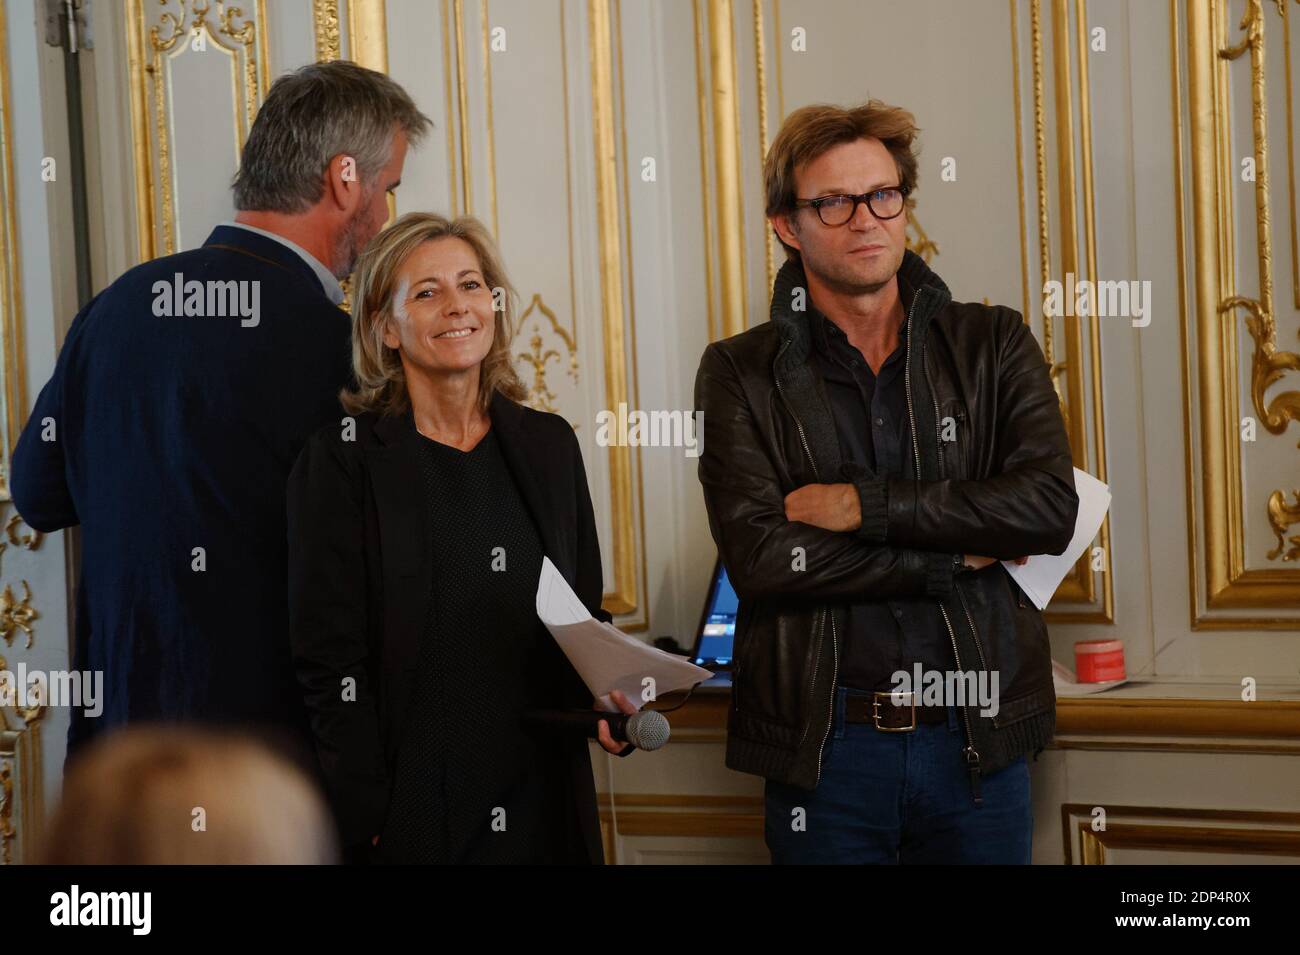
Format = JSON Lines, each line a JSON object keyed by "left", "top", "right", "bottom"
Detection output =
{"left": 807, "top": 288, "right": 954, "bottom": 691}
{"left": 377, "top": 426, "right": 571, "bottom": 863}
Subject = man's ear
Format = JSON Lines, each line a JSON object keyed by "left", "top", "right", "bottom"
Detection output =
{"left": 769, "top": 212, "right": 801, "bottom": 253}
{"left": 324, "top": 153, "right": 360, "bottom": 212}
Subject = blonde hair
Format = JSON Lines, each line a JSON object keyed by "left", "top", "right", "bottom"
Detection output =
{"left": 764, "top": 100, "right": 920, "bottom": 261}
{"left": 37, "top": 727, "right": 338, "bottom": 864}
{"left": 341, "top": 212, "right": 527, "bottom": 416}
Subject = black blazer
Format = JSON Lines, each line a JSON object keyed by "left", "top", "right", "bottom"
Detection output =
{"left": 11, "top": 225, "right": 351, "bottom": 754}
{"left": 286, "top": 391, "right": 620, "bottom": 864}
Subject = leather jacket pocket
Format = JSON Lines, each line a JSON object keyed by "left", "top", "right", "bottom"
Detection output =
{"left": 1000, "top": 580, "right": 1054, "bottom": 711}
{"left": 938, "top": 398, "right": 971, "bottom": 478}
{"left": 732, "top": 599, "right": 817, "bottom": 729}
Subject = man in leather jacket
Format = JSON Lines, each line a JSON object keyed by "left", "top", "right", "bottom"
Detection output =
{"left": 694, "top": 100, "right": 1079, "bottom": 863}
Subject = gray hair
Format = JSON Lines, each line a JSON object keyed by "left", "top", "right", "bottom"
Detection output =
{"left": 232, "top": 60, "right": 432, "bottom": 213}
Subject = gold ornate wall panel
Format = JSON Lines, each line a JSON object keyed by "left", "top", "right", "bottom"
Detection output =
{"left": 0, "top": 657, "right": 45, "bottom": 867}
{"left": 589, "top": 0, "right": 644, "bottom": 622}
{"left": 126, "top": 0, "right": 272, "bottom": 260}
{"left": 1284, "top": 0, "right": 1300, "bottom": 312}
{"left": 312, "top": 0, "right": 342, "bottom": 61}
{"left": 348, "top": 0, "right": 389, "bottom": 71}
{"left": 311, "top": 0, "right": 394, "bottom": 68}
{"left": 597, "top": 793, "right": 767, "bottom": 863}
{"left": 1030, "top": 0, "right": 1114, "bottom": 623}
{"left": 1062, "top": 803, "right": 1300, "bottom": 863}
{"left": 698, "top": 0, "right": 748, "bottom": 341}
{"left": 1181, "top": 0, "right": 1300, "bottom": 629}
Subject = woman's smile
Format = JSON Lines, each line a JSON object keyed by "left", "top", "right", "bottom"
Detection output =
{"left": 433, "top": 325, "right": 479, "bottom": 340}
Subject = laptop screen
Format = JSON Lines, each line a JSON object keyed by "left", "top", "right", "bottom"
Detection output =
{"left": 692, "top": 561, "right": 739, "bottom": 668}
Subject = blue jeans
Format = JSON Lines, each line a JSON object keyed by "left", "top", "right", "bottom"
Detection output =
{"left": 764, "top": 686, "right": 1033, "bottom": 864}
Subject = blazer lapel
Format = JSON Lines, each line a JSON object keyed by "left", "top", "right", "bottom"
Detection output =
{"left": 489, "top": 392, "right": 572, "bottom": 580}
{"left": 365, "top": 410, "right": 429, "bottom": 675}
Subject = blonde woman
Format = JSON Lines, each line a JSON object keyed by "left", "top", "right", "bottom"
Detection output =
{"left": 39, "top": 727, "right": 338, "bottom": 864}
{"left": 287, "top": 213, "right": 633, "bottom": 865}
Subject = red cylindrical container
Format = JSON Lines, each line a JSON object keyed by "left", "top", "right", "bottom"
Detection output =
{"left": 1074, "top": 639, "right": 1126, "bottom": 683}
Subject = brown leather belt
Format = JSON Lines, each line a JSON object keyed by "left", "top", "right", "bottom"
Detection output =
{"left": 844, "top": 691, "right": 949, "bottom": 732}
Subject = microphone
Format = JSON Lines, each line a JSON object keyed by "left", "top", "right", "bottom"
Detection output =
{"left": 523, "top": 708, "right": 671, "bottom": 751}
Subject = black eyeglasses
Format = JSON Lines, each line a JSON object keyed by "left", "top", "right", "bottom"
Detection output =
{"left": 794, "top": 186, "right": 908, "bottom": 225}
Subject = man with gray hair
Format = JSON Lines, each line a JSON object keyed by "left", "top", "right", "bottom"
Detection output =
{"left": 11, "top": 61, "right": 431, "bottom": 761}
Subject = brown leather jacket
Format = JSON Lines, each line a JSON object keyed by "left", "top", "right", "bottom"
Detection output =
{"left": 694, "top": 250, "right": 1079, "bottom": 799}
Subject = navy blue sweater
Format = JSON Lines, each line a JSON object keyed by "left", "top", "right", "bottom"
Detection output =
{"left": 11, "top": 225, "right": 351, "bottom": 755}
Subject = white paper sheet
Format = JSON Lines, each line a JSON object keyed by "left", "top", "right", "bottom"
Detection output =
{"left": 1002, "top": 467, "right": 1111, "bottom": 611}
{"left": 536, "top": 557, "right": 713, "bottom": 712}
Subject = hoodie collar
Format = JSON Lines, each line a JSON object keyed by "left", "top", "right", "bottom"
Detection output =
{"left": 770, "top": 248, "right": 951, "bottom": 374}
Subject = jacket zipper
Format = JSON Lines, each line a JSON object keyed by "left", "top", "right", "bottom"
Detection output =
{"left": 936, "top": 604, "right": 981, "bottom": 803}
{"left": 905, "top": 291, "right": 984, "bottom": 805}
{"left": 795, "top": 606, "right": 824, "bottom": 747}
{"left": 774, "top": 348, "right": 837, "bottom": 787}
{"left": 796, "top": 610, "right": 838, "bottom": 786}
{"left": 924, "top": 357, "right": 991, "bottom": 675}
{"left": 774, "top": 354, "right": 821, "bottom": 484}
{"left": 818, "top": 612, "right": 838, "bottom": 785}
{"left": 956, "top": 587, "right": 989, "bottom": 671}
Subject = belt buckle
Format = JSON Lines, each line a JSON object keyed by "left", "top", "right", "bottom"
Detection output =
{"left": 872, "top": 690, "right": 917, "bottom": 732}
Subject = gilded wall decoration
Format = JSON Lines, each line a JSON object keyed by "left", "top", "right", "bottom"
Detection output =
{"left": 512, "top": 294, "right": 579, "bottom": 416}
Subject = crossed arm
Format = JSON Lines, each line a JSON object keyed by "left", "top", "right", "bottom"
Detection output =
{"left": 693, "top": 312, "right": 1078, "bottom": 601}
{"left": 847, "top": 315, "right": 1079, "bottom": 559}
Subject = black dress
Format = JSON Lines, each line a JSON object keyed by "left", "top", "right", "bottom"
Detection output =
{"left": 376, "top": 426, "right": 573, "bottom": 863}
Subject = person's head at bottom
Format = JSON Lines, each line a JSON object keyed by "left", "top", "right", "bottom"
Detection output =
{"left": 38, "top": 726, "right": 339, "bottom": 864}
